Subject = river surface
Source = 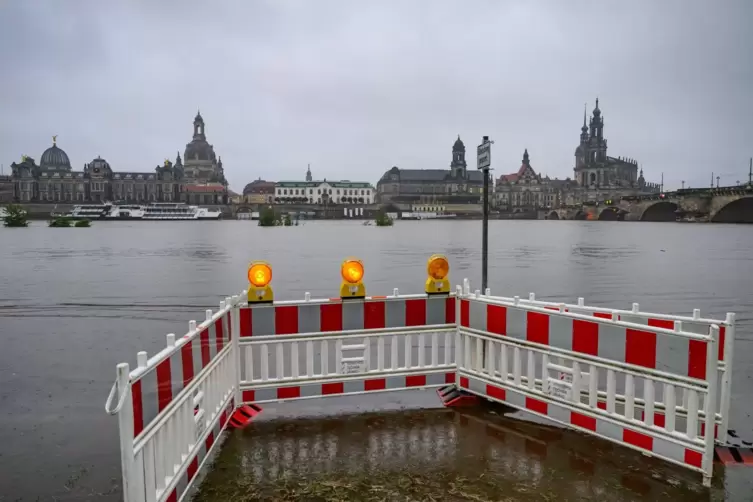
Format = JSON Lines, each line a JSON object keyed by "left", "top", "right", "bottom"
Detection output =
{"left": 0, "top": 220, "right": 751, "bottom": 501}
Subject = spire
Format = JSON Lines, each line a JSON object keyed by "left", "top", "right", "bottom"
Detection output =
{"left": 582, "top": 103, "right": 587, "bottom": 131}
{"left": 593, "top": 97, "right": 601, "bottom": 116}
{"left": 522, "top": 149, "right": 530, "bottom": 165}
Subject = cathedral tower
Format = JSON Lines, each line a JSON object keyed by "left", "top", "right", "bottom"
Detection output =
{"left": 450, "top": 136, "right": 467, "bottom": 178}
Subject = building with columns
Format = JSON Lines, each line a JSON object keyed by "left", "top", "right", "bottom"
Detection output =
{"left": 274, "top": 166, "right": 375, "bottom": 204}
{"left": 8, "top": 113, "right": 228, "bottom": 205}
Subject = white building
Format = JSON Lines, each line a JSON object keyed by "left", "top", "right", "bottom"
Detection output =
{"left": 274, "top": 166, "right": 375, "bottom": 204}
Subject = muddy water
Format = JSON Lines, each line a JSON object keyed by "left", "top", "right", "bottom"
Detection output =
{"left": 1, "top": 219, "right": 752, "bottom": 500}
{"left": 195, "top": 404, "right": 725, "bottom": 502}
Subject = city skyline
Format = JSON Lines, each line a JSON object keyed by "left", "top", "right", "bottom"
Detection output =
{"left": 1, "top": 1, "right": 751, "bottom": 192}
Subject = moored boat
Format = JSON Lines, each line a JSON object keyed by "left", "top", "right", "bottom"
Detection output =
{"left": 53, "top": 202, "right": 222, "bottom": 221}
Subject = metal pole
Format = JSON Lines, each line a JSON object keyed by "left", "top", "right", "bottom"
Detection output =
{"left": 482, "top": 167, "right": 489, "bottom": 292}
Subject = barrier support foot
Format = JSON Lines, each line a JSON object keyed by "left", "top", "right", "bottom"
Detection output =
{"left": 437, "top": 385, "right": 479, "bottom": 408}
{"left": 715, "top": 446, "right": 753, "bottom": 466}
{"left": 229, "top": 404, "right": 263, "bottom": 429}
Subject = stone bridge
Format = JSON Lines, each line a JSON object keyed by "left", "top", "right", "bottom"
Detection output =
{"left": 546, "top": 188, "right": 753, "bottom": 223}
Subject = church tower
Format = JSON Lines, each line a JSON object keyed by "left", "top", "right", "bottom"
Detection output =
{"left": 305, "top": 164, "right": 312, "bottom": 182}
{"left": 193, "top": 111, "right": 206, "bottom": 140}
{"left": 580, "top": 104, "right": 589, "bottom": 146}
{"left": 586, "top": 98, "right": 607, "bottom": 165}
{"left": 450, "top": 136, "right": 467, "bottom": 178}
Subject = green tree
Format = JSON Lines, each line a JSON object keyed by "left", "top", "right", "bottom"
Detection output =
{"left": 375, "top": 211, "right": 394, "bottom": 227}
{"left": 258, "top": 207, "right": 277, "bottom": 227}
{"left": 2, "top": 204, "right": 29, "bottom": 227}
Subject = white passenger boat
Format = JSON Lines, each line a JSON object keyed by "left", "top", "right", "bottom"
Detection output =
{"left": 54, "top": 202, "right": 222, "bottom": 221}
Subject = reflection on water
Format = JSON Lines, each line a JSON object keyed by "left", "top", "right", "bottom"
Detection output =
{"left": 196, "top": 407, "right": 722, "bottom": 502}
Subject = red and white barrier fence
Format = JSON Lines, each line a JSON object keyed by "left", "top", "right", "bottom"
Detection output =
{"left": 105, "top": 280, "right": 736, "bottom": 499}
{"left": 237, "top": 291, "right": 457, "bottom": 405}
{"left": 456, "top": 283, "right": 723, "bottom": 486}
{"left": 467, "top": 279, "right": 736, "bottom": 444}
{"left": 105, "top": 295, "right": 243, "bottom": 502}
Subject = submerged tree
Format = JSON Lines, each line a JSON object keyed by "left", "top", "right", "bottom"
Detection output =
{"left": 3, "top": 204, "right": 29, "bottom": 227}
{"left": 374, "top": 211, "right": 394, "bottom": 227}
{"left": 258, "top": 207, "right": 277, "bottom": 227}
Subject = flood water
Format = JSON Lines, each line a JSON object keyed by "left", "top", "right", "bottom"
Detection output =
{"left": 1, "top": 219, "right": 752, "bottom": 501}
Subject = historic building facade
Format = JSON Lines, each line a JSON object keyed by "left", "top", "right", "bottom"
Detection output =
{"left": 376, "top": 136, "right": 484, "bottom": 205}
{"left": 0, "top": 175, "right": 13, "bottom": 203}
{"left": 495, "top": 149, "right": 569, "bottom": 211}
{"left": 242, "top": 178, "right": 276, "bottom": 204}
{"left": 8, "top": 113, "right": 228, "bottom": 205}
{"left": 273, "top": 166, "right": 375, "bottom": 204}
{"left": 572, "top": 99, "right": 661, "bottom": 199}
{"left": 494, "top": 99, "right": 662, "bottom": 211}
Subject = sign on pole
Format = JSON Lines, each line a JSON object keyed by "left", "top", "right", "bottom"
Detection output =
{"left": 477, "top": 142, "right": 491, "bottom": 170}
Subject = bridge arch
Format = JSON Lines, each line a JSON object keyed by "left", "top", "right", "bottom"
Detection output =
{"left": 711, "top": 196, "right": 753, "bottom": 223}
{"left": 640, "top": 201, "right": 678, "bottom": 222}
{"left": 546, "top": 211, "right": 559, "bottom": 220}
{"left": 573, "top": 210, "right": 587, "bottom": 220}
{"left": 598, "top": 207, "right": 625, "bottom": 221}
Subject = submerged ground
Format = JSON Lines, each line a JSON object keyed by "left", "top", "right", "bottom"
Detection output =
{"left": 194, "top": 403, "right": 727, "bottom": 502}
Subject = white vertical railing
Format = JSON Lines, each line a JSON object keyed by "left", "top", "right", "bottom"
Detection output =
{"left": 106, "top": 295, "right": 243, "bottom": 502}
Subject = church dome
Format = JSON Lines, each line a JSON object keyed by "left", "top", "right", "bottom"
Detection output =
{"left": 87, "top": 156, "right": 111, "bottom": 172}
{"left": 243, "top": 179, "right": 275, "bottom": 195}
{"left": 453, "top": 136, "right": 465, "bottom": 151}
{"left": 184, "top": 141, "right": 217, "bottom": 162}
{"left": 575, "top": 145, "right": 584, "bottom": 156}
{"left": 40, "top": 142, "right": 71, "bottom": 169}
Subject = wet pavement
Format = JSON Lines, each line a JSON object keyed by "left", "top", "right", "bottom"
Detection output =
{"left": 195, "top": 402, "right": 727, "bottom": 501}
{"left": 1, "top": 220, "right": 752, "bottom": 500}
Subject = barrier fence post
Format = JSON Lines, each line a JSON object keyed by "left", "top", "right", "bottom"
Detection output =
{"left": 718, "top": 313, "right": 735, "bottom": 444}
{"left": 115, "top": 362, "right": 139, "bottom": 502}
{"left": 231, "top": 294, "right": 243, "bottom": 406}
{"left": 455, "top": 285, "right": 462, "bottom": 385}
{"left": 703, "top": 325, "right": 720, "bottom": 487}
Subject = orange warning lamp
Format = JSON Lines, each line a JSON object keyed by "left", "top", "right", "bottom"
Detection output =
{"left": 247, "top": 261, "right": 274, "bottom": 303}
{"left": 339, "top": 258, "right": 366, "bottom": 299}
{"left": 425, "top": 254, "right": 450, "bottom": 294}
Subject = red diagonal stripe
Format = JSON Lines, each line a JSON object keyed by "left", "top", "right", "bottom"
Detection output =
{"left": 132, "top": 380, "right": 143, "bottom": 437}
{"left": 200, "top": 328, "right": 211, "bottom": 367}
{"left": 181, "top": 339, "right": 194, "bottom": 387}
{"left": 156, "top": 359, "right": 172, "bottom": 412}
{"left": 215, "top": 316, "right": 224, "bottom": 352}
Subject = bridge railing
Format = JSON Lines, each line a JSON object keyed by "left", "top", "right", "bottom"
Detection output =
{"left": 473, "top": 281, "right": 736, "bottom": 444}
{"left": 456, "top": 285, "right": 721, "bottom": 486}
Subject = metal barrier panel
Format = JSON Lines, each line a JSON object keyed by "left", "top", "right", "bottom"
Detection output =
{"left": 456, "top": 292, "right": 720, "bottom": 486}
{"left": 106, "top": 295, "right": 243, "bottom": 502}
{"left": 475, "top": 285, "right": 736, "bottom": 444}
{"left": 238, "top": 294, "right": 458, "bottom": 404}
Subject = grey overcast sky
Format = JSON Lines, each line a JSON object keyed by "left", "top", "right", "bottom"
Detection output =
{"left": 1, "top": 0, "right": 751, "bottom": 192}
